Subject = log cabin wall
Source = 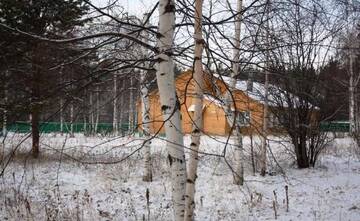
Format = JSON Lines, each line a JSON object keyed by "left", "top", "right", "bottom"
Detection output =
{"left": 137, "top": 70, "right": 285, "bottom": 136}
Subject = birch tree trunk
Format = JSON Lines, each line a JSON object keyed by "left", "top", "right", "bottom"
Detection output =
{"left": 119, "top": 80, "right": 125, "bottom": 135}
{"left": 347, "top": 0, "right": 356, "bottom": 136}
{"left": 140, "top": 69, "right": 153, "bottom": 182}
{"left": 260, "top": 0, "right": 271, "bottom": 176}
{"left": 260, "top": 71, "right": 269, "bottom": 176}
{"left": 95, "top": 86, "right": 100, "bottom": 134}
{"left": 349, "top": 49, "right": 356, "bottom": 135}
{"left": 141, "top": 13, "right": 153, "bottom": 182}
{"left": 113, "top": 72, "right": 119, "bottom": 135}
{"left": 156, "top": 0, "right": 187, "bottom": 220}
{"left": 89, "top": 91, "right": 94, "bottom": 134}
{"left": 224, "top": 0, "right": 244, "bottom": 185}
{"left": 185, "top": 0, "right": 204, "bottom": 219}
{"left": 128, "top": 76, "right": 134, "bottom": 133}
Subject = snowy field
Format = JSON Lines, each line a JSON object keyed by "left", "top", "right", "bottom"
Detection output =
{"left": 0, "top": 133, "right": 359, "bottom": 220}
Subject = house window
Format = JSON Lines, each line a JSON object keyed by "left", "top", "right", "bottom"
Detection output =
{"left": 268, "top": 112, "right": 282, "bottom": 127}
{"left": 236, "top": 111, "right": 251, "bottom": 126}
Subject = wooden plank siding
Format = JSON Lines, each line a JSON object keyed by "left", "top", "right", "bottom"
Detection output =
{"left": 137, "top": 70, "right": 281, "bottom": 136}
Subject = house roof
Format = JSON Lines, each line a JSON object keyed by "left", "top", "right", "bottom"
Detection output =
{"left": 214, "top": 74, "right": 319, "bottom": 109}
{"left": 214, "top": 74, "right": 283, "bottom": 107}
{"left": 187, "top": 94, "right": 225, "bottom": 112}
{"left": 145, "top": 69, "right": 316, "bottom": 109}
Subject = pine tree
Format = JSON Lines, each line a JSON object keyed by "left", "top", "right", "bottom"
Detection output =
{"left": 0, "top": 0, "right": 89, "bottom": 158}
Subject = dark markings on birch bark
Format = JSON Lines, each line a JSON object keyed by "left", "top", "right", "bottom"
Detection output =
{"left": 156, "top": 32, "right": 163, "bottom": 39}
{"left": 175, "top": 98, "right": 181, "bottom": 110}
{"left": 168, "top": 154, "right": 185, "bottom": 167}
{"left": 168, "top": 154, "right": 173, "bottom": 166}
{"left": 161, "top": 105, "right": 171, "bottom": 112}
{"left": 192, "top": 128, "right": 200, "bottom": 134}
{"left": 164, "top": 51, "right": 173, "bottom": 57}
{"left": 164, "top": 1, "right": 175, "bottom": 13}
{"left": 195, "top": 38, "right": 206, "bottom": 45}
{"left": 157, "top": 57, "right": 166, "bottom": 63}
{"left": 186, "top": 179, "right": 194, "bottom": 184}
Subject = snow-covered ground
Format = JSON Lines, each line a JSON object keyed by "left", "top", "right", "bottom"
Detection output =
{"left": 0, "top": 133, "right": 359, "bottom": 220}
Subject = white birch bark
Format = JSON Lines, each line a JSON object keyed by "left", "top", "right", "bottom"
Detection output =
{"left": 156, "top": 0, "right": 187, "bottom": 220}
{"left": 113, "top": 72, "right": 119, "bottom": 135}
{"left": 349, "top": 54, "right": 355, "bottom": 135}
{"left": 89, "top": 91, "right": 94, "bottom": 134}
{"left": 119, "top": 80, "right": 125, "bottom": 135}
{"left": 185, "top": 0, "right": 204, "bottom": 219}
{"left": 260, "top": 0, "right": 271, "bottom": 176}
{"left": 129, "top": 76, "right": 134, "bottom": 133}
{"left": 347, "top": 0, "right": 357, "bottom": 136}
{"left": 141, "top": 13, "right": 153, "bottom": 182}
{"left": 140, "top": 70, "right": 153, "bottom": 182}
{"left": 260, "top": 71, "right": 269, "bottom": 176}
{"left": 95, "top": 86, "right": 100, "bottom": 133}
{"left": 224, "top": 0, "right": 244, "bottom": 185}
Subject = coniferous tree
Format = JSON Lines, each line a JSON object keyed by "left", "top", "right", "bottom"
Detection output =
{"left": 0, "top": 0, "right": 90, "bottom": 157}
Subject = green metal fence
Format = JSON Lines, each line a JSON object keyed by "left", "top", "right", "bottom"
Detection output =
{"left": 319, "top": 121, "right": 349, "bottom": 133}
{"left": 3, "top": 121, "right": 350, "bottom": 135}
{"left": 6, "top": 121, "right": 131, "bottom": 134}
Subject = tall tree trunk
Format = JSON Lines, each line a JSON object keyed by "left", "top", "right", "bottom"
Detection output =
{"left": 60, "top": 98, "right": 64, "bottom": 134}
{"left": 89, "top": 91, "right": 94, "bottom": 134}
{"left": 156, "top": 1, "right": 187, "bottom": 220}
{"left": 293, "top": 131, "right": 310, "bottom": 168}
{"left": 113, "top": 72, "right": 118, "bottom": 135}
{"left": 141, "top": 13, "right": 153, "bottom": 182}
{"left": 31, "top": 60, "right": 41, "bottom": 158}
{"left": 2, "top": 76, "right": 7, "bottom": 136}
{"left": 119, "top": 80, "right": 125, "bottom": 135}
{"left": 129, "top": 76, "right": 134, "bottom": 133}
{"left": 70, "top": 101, "right": 74, "bottom": 137}
{"left": 31, "top": 107, "right": 40, "bottom": 158}
{"left": 349, "top": 53, "right": 355, "bottom": 135}
{"left": 250, "top": 132, "right": 256, "bottom": 175}
{"left": 260, "top": 71, "right": 269, "bottom": 176}
{"left": 83, "top": 112, "right": 87, "bottom": 133}
{"left": 95, "top": 86, "right": 100, "bottom": 134}
{"left": 185, "top": 0, "right": 204, "bottom": 219}
{"left": 141, "top": 69, "right": 153, "bottom": 182}
{"left": 59, "top": 67, "right": 64, "bottom": 135}
{"left": 2, "top": 108, "right": 6, "bottom": 136}
{"left": 260, "top": 0, "right": 271, "bottom": 176}
{"left": 224, "top": 0, "right": 244, "bottom": 185}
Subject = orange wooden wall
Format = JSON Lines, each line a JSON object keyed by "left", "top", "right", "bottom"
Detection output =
{"left": 137, "top": 70, "right": 267, "bottom": 136}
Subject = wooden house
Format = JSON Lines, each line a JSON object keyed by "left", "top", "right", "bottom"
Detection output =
{"left": 136, "top": 70, "right": 284, "bottom": 136}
